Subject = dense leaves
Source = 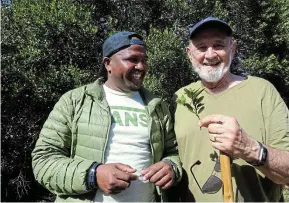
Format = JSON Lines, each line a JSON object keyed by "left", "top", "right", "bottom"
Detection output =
{"left": 177, "top": 88, "right": 205, "bottom": 120}
{"left": 144, "top": 27, "right": 195, "bottom": 102}
{"left": 1, "top": 0, "right": 100, "bottom": 201}
{"left": 1, "top": 0, "right": 289, "bottom": 201}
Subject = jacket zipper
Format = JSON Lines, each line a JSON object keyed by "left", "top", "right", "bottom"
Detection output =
{"left": 102, "top": 107, "right": 111, "bottom": 164}
{"left": 146, "top": 107, "right": 155, "bottom": 164}
{"left": 146, "top": 106, "right": 164, "bottom": 200}
{"left": 94, "top": 99, "right": 111, "bottom": 164}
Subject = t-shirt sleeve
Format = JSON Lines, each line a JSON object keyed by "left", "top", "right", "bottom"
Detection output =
{"left": 262, "top": 82, "right": 289, "bottom": 150}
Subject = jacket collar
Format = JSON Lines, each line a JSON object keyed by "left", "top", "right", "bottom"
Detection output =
{"left": 84, "top": 77, "right": 106, "bottom": 101}
{"left": 85, "top": 77, "right": 162, "bottom": 114}
{"left": 139, "top": 87, "right": 162, "bottom": 115}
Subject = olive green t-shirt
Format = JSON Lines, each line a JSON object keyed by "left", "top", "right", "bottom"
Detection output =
{"left": 174, "top": 76, "right": 289, "bottom": 202}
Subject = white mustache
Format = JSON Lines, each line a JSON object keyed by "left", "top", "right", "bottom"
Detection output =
{"left": 192, "top": 53, "right": 233, "bottom": 83}
{"left": 203, "top": 58, "right": 220, "bottom": 65}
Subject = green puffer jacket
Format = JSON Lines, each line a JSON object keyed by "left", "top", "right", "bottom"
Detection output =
{"left": 32, "top": 78, "right": 182, "bottom": 202}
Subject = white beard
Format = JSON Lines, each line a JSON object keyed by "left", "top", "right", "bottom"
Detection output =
{"left": 192, "top": 54, "right": 232, "bottom": 83}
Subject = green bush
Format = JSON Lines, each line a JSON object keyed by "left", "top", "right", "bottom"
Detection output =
{"left": 1, "top": 0, "right": 99, "bottom": 201}
{"left": 144, "top": 27, "right": 196, "bottom": 102}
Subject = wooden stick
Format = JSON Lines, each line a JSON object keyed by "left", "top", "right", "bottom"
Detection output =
{"left": 220, "top": 152, "right": 234, "bottom": 202}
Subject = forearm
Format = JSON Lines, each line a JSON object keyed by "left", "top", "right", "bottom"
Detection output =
{"left": 257, "top": 146, "right": 289, "bottom": 184}
{"left": 243, "top": 135, "right": 289, "bottom": 184}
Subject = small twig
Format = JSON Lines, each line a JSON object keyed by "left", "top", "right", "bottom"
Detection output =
{"left": 177, "top": 87, "right": 205, "bottom": 123}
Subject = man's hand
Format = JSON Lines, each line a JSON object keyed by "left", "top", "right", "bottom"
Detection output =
{"left": 199, "top": 114, "right": 259, "bottom": 161}
{"left": 96, "top": 163, "right": 138, "bottom": 194}
{"left": 140, "top": 161, "right": 174, "bottom": 190}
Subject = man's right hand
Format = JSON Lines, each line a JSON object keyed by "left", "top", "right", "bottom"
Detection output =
{"left": 96, "top": 163, "right": 138, "bottom": 194}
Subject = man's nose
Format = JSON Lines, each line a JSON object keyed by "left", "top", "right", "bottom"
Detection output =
{"left": 135, "top": 61, "right": 147, "bottom": 70}
{"left": 205, "top": 47, "right": 217, "bottom": 59}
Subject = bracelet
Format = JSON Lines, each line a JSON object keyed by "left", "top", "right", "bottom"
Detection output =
{"left": 87, "top": 162, "right": 102, "bottom": 189}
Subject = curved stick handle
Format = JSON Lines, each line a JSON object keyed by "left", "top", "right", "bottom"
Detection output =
{"left": 220, "top": 152, "right": 234, "bottom": 202}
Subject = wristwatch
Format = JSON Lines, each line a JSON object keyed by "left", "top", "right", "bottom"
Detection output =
{"left": 247, "top": 141, "right": 268, "bottom": 166}
{"left": 87, "top": 162, "right": 102, "bottom": 189}
{"left": 162, "top": 159, "right": 180, "bottom": 183}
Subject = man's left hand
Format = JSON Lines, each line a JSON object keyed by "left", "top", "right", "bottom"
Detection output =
{"left": 140, "top": 161, "right": 174, "bottom": 190}
{"left": 199, "top": 114, "right": 259, "bottom": 161}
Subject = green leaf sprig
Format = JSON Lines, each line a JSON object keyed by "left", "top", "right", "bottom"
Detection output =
{"left": 177, "top": 88, "right": 205, "bottom": 120}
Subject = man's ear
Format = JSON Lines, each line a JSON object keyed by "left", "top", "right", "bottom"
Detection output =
{"left": 185, "top": 46, "right": 192, "bottom": 61}
{"left": 103, "top": 57, "right": 111, "bottom": 72}
{"left": 185, "top": 47, "right": 190, "bottom": 55}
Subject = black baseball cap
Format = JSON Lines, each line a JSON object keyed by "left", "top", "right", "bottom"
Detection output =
{"left": 189, "top": 17, "right": 233, "bottom": 39}
{"left": 102, "top": 31, "right": 146, "bottom": 57}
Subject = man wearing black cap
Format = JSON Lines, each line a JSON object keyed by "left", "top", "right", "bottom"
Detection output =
{"left": 32, "top": 31, "right": 182, "bottom": 202}
{"left": 172, "top": 17, "right": 289, "bottom": 201}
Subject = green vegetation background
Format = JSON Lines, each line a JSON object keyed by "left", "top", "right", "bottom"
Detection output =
{"left": 1, "top": 0, "right": 289, "bottom": 201}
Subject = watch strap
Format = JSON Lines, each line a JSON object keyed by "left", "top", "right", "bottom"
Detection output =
{"left": 87, "top": 162, "right": 102, "bottom": 189}
{"left": 247, "top": 141, "right": 268, "bottom": 166}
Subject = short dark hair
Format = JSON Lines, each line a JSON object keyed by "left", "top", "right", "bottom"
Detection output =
{"left": 98, "top": 64, "right": 108, "bottom": 81}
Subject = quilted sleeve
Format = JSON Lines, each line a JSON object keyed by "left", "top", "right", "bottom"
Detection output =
{"left": 158, "top": 101, "right": 183, "bottom": 184}
{"left": 31, "top": 92, "right": 94, "bottom": 195}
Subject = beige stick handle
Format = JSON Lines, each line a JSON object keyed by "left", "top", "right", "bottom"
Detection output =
{"left": 220, "top": 152, "right": 234, "bottom": 202}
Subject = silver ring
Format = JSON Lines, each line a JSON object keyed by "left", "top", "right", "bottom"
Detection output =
{"left": 213, "top": 134, "right": 217, "bottom": 142}
{"left": 210, "top": 134, "right": 217, "bottom": 142}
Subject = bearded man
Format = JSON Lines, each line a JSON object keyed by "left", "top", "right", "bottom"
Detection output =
{"left": 172, "top": 17, "right": 289, "bottom": 202}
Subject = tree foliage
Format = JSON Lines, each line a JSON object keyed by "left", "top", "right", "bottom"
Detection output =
{"left": 1, "top": 0, "right": 100, "bottom": 201}
{"left": 1, "top": 0, "right": 289, "bottom": 201}
{"left": 144, "top": 27, "right": 195, "bottom": 102}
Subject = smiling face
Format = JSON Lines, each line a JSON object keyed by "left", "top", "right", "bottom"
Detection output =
{"left": 104, "top": 44, "right": 148, "bottom": 92}
{"left": 186, "top": 28, "right": 236, "bottom": 83}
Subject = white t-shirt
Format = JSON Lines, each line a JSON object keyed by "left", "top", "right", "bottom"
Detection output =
{"left": 93, "top": 85, "right": 155, "bottom": 202}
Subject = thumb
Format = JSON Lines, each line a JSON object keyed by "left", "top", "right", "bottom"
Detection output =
{"left": 199, "top": 114, "right": 226, "bottom": 128}
{"left": 115, "top": 163, "right": 137, "bottom": 173}
{"left": 140, "top": 165, "right": 151, "bottom": 175}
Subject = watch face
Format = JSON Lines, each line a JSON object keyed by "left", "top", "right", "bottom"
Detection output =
{"left": 260, "top": 145, "right": 268, "bottom": 165}
{"left": 248, "top": 143, "right": 267, "bottom": 166}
